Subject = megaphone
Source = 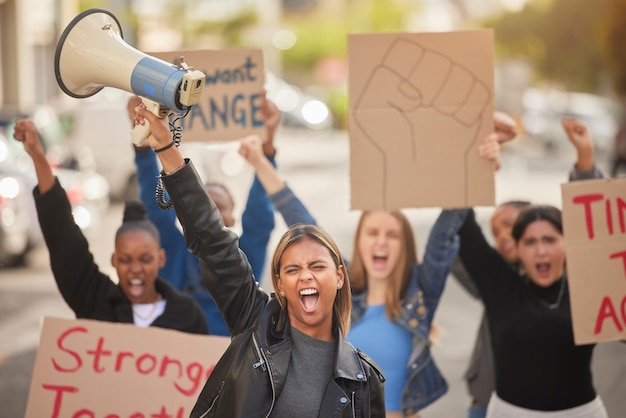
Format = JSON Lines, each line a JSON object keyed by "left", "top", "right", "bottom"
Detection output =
{"left": 54, "top": 8, "right": 205, "bottom": 144}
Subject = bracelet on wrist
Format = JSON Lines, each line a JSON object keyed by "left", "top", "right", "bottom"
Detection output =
{"left": 154, "top": 140, "right": 176, "bottom": 153}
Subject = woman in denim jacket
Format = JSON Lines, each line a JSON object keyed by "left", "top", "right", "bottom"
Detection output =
{"left": 239, "top": 131, "right": 502, "bottom": 417}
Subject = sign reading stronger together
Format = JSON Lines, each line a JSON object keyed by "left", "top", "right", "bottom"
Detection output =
{"left": 25, "top": 317, "right": 229, "bottom": 418}
{"left": 348, "top": 30, "right": 495, "bottom": 210}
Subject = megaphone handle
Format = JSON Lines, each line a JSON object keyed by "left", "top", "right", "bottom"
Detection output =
{"left": 130, "top": 97, "right": 167, "bottom": 147}
{"left": 130, "top": 120, "right": 151, "bottom": 147}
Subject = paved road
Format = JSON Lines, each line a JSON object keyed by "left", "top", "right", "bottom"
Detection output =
{"left": 1, "top": 128, "right": 624, "bottom": 417}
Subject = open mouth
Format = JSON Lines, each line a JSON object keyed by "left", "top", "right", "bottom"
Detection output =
{"left": 535, "top": 263, "right": 551, "bottom": 275}
{"left": 127, "top": 278, "right": 145, "bottom": 298}
{"left": 299, "top": 288, "right": 320, "bottom": 313}
{"left": 372, "top": 252, "right": 388, "bottom": 269}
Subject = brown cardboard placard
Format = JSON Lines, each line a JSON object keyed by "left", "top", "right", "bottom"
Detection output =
{"left": 150, "top": 49, "right": 266, "bottom": 143}
{"left": 561, "top": 178, "right": 626, "bottom": 344}
{"left": 348, "top": 30, "right": 495, "bottom": 210}
{"left": 25, "top": 317, "right": 230, "bottom": 417}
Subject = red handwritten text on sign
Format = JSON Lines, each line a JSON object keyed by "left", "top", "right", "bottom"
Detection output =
{"left": 572, "top": 194, "right": 626, "bottom": 239}
{"left": 25, "top": 318, "right": 229, "bottom": 418}
{"left": 561, "top": 179, "right": 626, "bottom": 344}
{"left": 53, "top": 326, "right": 212, "bottom": 396}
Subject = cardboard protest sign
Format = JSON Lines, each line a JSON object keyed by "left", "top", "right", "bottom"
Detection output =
{"left": 348, "top": 30, "right": 495, "bottom": 210}
{"left": 151, "top": 49, "right": 266, "bottom": 143}
{"left": 25, "top": 317, "right": 230, "bottom": 418}
{"left": 561, "top": 178, "right": 626, "bottom": 344}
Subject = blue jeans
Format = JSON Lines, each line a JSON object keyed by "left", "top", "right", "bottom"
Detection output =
{"left": 468, "top": 404, "right": 487, "bottom": 418}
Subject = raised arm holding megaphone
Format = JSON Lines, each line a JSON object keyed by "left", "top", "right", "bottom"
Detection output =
{"left": 54, "top": 8, "right": 205, "bottom": 146}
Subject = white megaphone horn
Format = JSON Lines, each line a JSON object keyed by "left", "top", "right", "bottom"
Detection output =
{"left": 54, "top": 8, "right": 205, "bottom": 144}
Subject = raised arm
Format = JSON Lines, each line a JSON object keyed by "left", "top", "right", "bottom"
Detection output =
{"left": 493, "top": 111, "right": 518, "bottom": 144}
{"left": 420, "top": 129, "right": 502, "bottom": 306}
{"left": 13, "top": 120, "right": 115, "bottom": 316}
{"left": 457, "top": 208, "right": 512, "bottom": 301}
{"left": 239, "top": 93, "right": 279, "bottom": 280}
{"left": 420, "top": 208, "right": 469, "bottom": 311}
{"left": 239, "top": 135, "right": 285, "bottom": 195}
{"left": 561, "top": 118, "right": 605, "bottom": 180}
{"left": 133, "top": 105, "right": 268, "bottom": 333}
{"left": 239, "top": 135, "right": 317, "bottom": 227}
{"left": 452, "top": 110, "right": 516, "bottom": 299}
{"left": 13, "top": 120, "right": 54, "bottom": 193}
{"left": 127, "top": 95, "right": 191, "bottom": 290}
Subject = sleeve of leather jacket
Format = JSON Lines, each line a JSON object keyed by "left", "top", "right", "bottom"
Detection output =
{"left": 368, "top": 367, "right": 386, "bottom": 417}
{"left": 159, "top": 160, "right": 268, "bottom": 334}
{"left": 135, "top": 147, "right": 190, "bottom": 290}
{"left": 352, "top": 348, "right": 386, "bottom": 417}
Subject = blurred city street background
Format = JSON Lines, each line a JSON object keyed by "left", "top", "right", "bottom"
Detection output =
{"left": 1, "top": 126, "right": 625, "bottom": 417}
{"left": 2, "top": 0, "right": 626, "bottom": 417}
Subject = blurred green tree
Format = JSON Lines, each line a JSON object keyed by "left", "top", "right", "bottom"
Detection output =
{"left": 280, "top": 0, "right": 418, "bottom": 128}
{"left": 484, "top": 0, "right": 610, "bottom": 93}
{"left": 600, "top": 0, "right": 626, "bottom": 101}
{"left": 281, "top": 0, "right": 414, "bottom": 71}
{"left": 78, "top": 0, "right": 257, "bottom": 48}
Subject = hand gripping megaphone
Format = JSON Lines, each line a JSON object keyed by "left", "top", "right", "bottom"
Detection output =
{"left": 54, "top": 8, "right": 205, "bottom": 145}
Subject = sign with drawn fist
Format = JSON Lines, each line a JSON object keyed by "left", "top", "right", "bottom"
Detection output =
{"left": 349, "top": 30, "right": 494, "bottom": 210}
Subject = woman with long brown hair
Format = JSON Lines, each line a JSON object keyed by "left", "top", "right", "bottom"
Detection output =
{"left": 238, "top": 118, "right": 504, "bottom": 417}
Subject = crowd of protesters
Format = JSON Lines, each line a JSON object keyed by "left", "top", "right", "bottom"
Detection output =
{"left": 12, "top": 55, "right": 625, "bottom": 418}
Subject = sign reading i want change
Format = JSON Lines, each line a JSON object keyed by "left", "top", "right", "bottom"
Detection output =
{"left": 151, "top": 48, "right": 267, "bottom": 143}
{"left": 25, "top": 317, "right": 229, "bottom": 418}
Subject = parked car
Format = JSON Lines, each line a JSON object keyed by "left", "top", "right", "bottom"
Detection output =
{"left": 53, "top": 167, "right": 110, "bottom": 231}
{"left": 265, "top": 72, "right": 334, "bottom": 130}
{"left": 50, "top": 73, "right": 334, "bottom": 207}
{"left": 47, "top": 92, "right": 139, "bottom": 202}
{"left": 0, "top": 142, "right": 39, "bottom": 267}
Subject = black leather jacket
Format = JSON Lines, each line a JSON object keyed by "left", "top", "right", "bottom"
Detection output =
{"left": 161, "top": 161, "right": 386, "bottom": 418}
